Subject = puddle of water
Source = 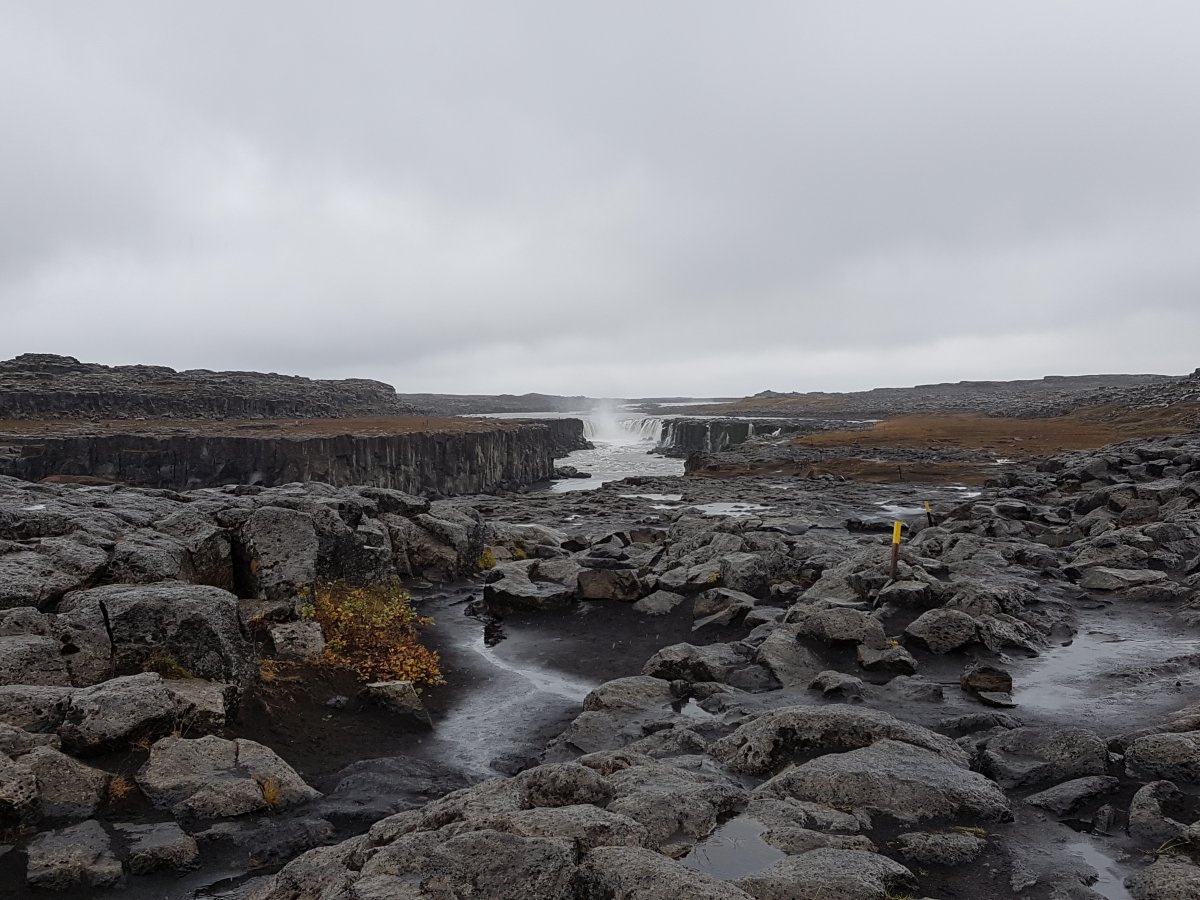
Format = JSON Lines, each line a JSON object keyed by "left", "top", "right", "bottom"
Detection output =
{"left": 620, "top": 493, "right": 684, "bottom": 502}
{"left": 676, "top": 698, "right": 717, "bottom": 722}
{"left": 878, "top": 501, "right": 927, "bottom": 517}
{"left": 1067, "top": 839, "right": 1132, "bottom": 900}
{"left": 690, "top": 502, "right": 772, "bottom": 518}
{"left": 680, "top": 816, "right": 785, "bottom": 879}
{"left": 1015, "top": 620, "right": 1200, "bottom": 724}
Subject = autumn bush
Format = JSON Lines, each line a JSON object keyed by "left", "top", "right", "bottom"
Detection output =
{"left": 303, "top": 580, "right": 444, "bottom": 687}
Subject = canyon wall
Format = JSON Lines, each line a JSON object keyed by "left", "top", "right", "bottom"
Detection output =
{"left": 0, "top": 425, "right": 557, "bottom": 495}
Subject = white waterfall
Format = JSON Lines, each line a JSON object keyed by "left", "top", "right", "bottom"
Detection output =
{"left": 582, "top": 411, "right": 666, "bottom": 446}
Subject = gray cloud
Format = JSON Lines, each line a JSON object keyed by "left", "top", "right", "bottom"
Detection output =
{"left": 2, "top": 1, "right": 1199, "bottom": 396}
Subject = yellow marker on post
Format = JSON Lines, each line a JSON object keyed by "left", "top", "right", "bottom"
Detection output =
{"left": 924, "top": 500, "right": 935, "bottom": 527}
{"left": 890, "top": 521, "right": 902, "bottom": 579}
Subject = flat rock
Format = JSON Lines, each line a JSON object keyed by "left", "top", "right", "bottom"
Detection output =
{"left": 115, "top": 821, "right": 200, "bottom": 874}
{"left": 633, "top": 590, "right": 687, "bottom": 616}
{"left": 982, "top": 726, "right": 1108, "bottom": 789}
{"left": 1079, "top": 567, "right": 1168, "bottom": 591}
{"left": 575, "top": 845, "right": 756, "bottom": 900}
{"left": 710, "top": 705, "right": 969, "bottom": 775}
{"left": 268, "top": 621, "right": 325, "bottom": 661}
{"left": 895, "top": 830, "right": 987, "bottom": 866}
{"left": 754, "top": 739, "right": 1013, "bottom": 824}
{"left": 59, "top": 672, "right": 186, "bottom": 754}
{"left": 1025, "top": 776, "right": 1119, "bottom": 816}
{"left": 25, "top": 819, "right": 123, "bottom": 889}
{"left": 137, "top": 734, "right": 320, "bottom": 818}
{"left": 734, "top": 847, "right": 916, "bottom": 900}
{"left": 18, "top": 746, "right": 109, "bottom": 819}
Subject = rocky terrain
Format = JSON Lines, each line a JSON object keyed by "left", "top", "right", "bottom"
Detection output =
{"left": 0, "top": 427, "right": 1197, "bottom": 897}
{"left": 666, "top": 372, "right": 1200, "bottom": 421}
{"left": 0, "top": 355, "right": 419, "bottom": 420}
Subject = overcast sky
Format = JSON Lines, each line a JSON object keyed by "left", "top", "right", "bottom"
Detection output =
{"left": 2, "top": 2, "right": 1198, "bottom": 397}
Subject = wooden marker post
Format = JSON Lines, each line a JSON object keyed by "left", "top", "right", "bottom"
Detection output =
{"left": 925, "top": 501, "right": 936, "bottom": 527}
{"left": 891, "top": 520, "right": 903, "bottom": 580}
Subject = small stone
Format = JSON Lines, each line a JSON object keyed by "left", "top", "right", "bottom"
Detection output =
{"left": 360, "top": 681, "right": 432, "bottom": 725}
{"left": 961, "top": 664, "right": 1013, "bottom": 696}
{"left": 856, "top": 643, "right": 918, "bottom": 675}
{"left": 808, "top": 670, "right": 864, "bottom": 699}
{"left": 976, "top": 691, "right": 1017, "bottom": 708}
{"left": 895, "top": 830, "right": 987, "bottom": 866}
{"left": 268, "top": 621, "right": 326, "bottom": 661}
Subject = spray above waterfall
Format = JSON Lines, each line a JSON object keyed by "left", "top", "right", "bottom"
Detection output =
{"left": 581, "top": 404, "right": 666, "bottom": 446}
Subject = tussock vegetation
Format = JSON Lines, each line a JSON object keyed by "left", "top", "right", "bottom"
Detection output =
{"left": 304, "top": 580, "right": 444, "bottom": 686}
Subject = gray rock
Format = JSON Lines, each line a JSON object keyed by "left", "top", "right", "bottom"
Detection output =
{"left": 0, "top": 751, "right": 39, "bottom": 822}
{"left": 856, "top": 643, "right": 918, "bottom": 675}
{"left": 876, "top": 579, "right": 934, "bottom": 608}
{"left": 1126, "top": 731, "right": 1200, "bottom": 783}
{"left": 1125, "top": 855, "right": 1200, "bottom": 900}
{"left": 575, "top": 845, "right": 755, "bottom": 900}
{"left": 1079, "top": 567, "right": 1168, "bottom": 591}
{"left": 895, "top": 830, "right": 987, "bottom": 866}
{"left": 982, "top": 726, "right": 1108, "bottom": 789}
{"left": 809, "top": 670, "right": 864, "bottom": 698}
{"left": 25, "top": 819, "right": 123, "bottom": 889}
{"left": 0, "top": 635, "right": 72, "bottom": 686}
{"left": 578, "top": 568, "right": 643, "bottom": 601}
{"left": 961, "top": 664, "right": 1014, "bottom": 696}
{"left": 0, "top": 684, "right": 73, "bottom": 731}
{"left": 237, "top": 506, "right": 318, "bottom": 603}
{"left": 137, "top": 735, "right": 320, "bottom": 818}
{"left": 449, "top": 803, "right": 651, "bottom": 852}
{"left": 61, "top": 583, "right": 252, "bottom": 686}
{"left": 360, "top": 681, "right": 431, "bottom": 725}
{"left": 755, "top": 623, "right": 825, "bottom": 687}
{"left": 642, "top": 642, "right": 748, "bottom": 683}
{"left": 483, "top": 560, "right": 578, "bottom": 613}
{"left": 604, "top": 762, "right": 746, "bottom": 847}
{"left": 583, "top": 676, "right": 674, "bottom": 713}
{"left": 755, "top": 740, "right": 1013, "bottom": 823}
{"left": 1025, "top": 776, "right": 1119, "bottom": 817}
{"left": 115, "top": 821, "right": 200, "bottom": 874}
{"left": 710, "top": 705, "right": 969, "bottom": 775}
{"left": 790, "top": 604, "right": 886, "bottom": 648}
{"left": 633, "top": 590, "right": 687, "bottom": 616}
{"left": 906, "top": 608, "right": 978, "bottom": 654}
{"left": 19, "top": 746, "right": 109, "bottom": 819}
{"left": 734, "top": 848, "right": 916, "bottom": 900}
{"left": 1128, "top": 781, "right": 1188, "bottom": 844}
{"left": 356, "top": 828, "right": 577, "bottom": 899}
{"left": 746, "top": 796, "right": 864, "bottom": 835}
{"left": 0, "top": 723, "right": 59, "bottom": 756}
{"left": 268, "top": 621, "right": 325, "bottom": 661}
{"left": 59, "top": 672, "right": 186, "bottom": 754}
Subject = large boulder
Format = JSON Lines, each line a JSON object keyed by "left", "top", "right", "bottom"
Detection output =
{"left": 905, "top": 608, "right": 978, "bottom": 654}
{"left": 483, "top": 560, "right": 578, "bottom": 614}
{"left": 789, "top": 604, "right": 886, "bottom": 648}
{"left": 734, "top": 848, "right": 917, "bottom": 900}
{"left": 236, "top": 506, "right": 318, "bottom": 603}
{"left": 575, "top": 846, "right": 756, "bottom": 900}
{"left": 642, "top": 642, "right": 749, "bottom": 684}
{"left": 981, "top": 727, "right": 1108, "bottom": 789}
{"left": 578, "top": 568, "right": 644, "bottom": 602}
{"left": 1125, "top": 855, "right": 1200, "bottom": 900}
{"left": 137, "top": 735, "right": 320, "bottom": 818}
{"left": 59, "top": 673, "right": 181, "bottom": 754}
{"left": 60, "top": 583, "right": 252, "bottom": 687}
{"left": 355, "top": 828, "right": 577, "bottom": 900}
{"left": 710, "top": 705, "right": 969, "bottom": 774}
{"left": 1125, "top": 731, "right": 1200, "bottom": 783}
{"left": 754, "top": 740, "right": 1013, "bottom": 824}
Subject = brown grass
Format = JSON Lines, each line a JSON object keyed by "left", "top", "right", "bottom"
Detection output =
{"left": 107, "top": 774, "right": 136, "bottom": 802}
{"left": 794, "top": 407, "right": 1199, "bottom": 456}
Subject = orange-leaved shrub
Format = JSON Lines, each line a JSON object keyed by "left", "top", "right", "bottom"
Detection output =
{"left": 304, "top": 580, "right": 444, "bottom": 686}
